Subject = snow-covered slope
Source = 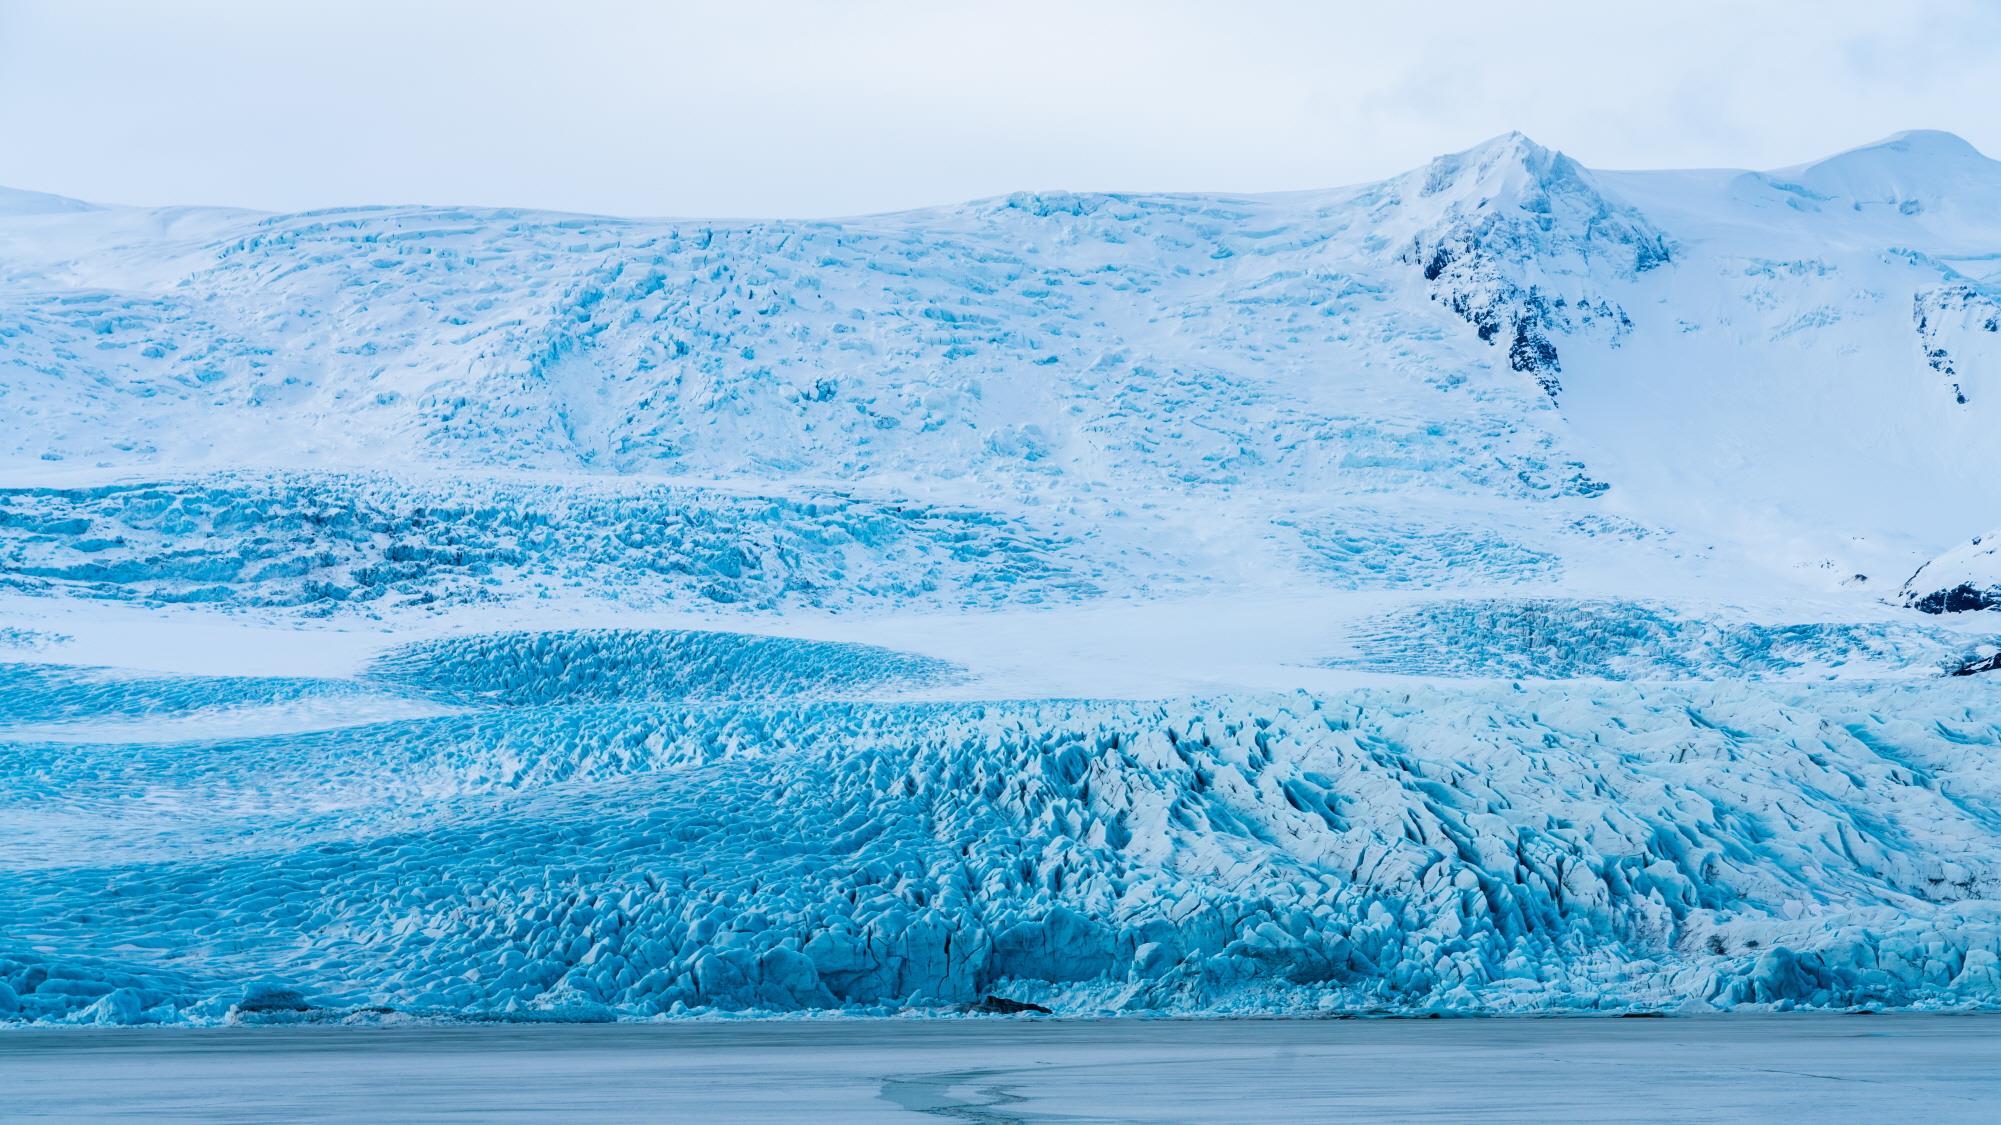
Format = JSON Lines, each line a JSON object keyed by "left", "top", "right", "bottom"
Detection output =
{"left": 6, "top": 131, "right": 1999, "bottom": 582}
{"left": 4, "top": 132, "right": 2001, "bottom": 1024}
{"left": 1905, "top": 529, "right": 2001, "bottom": 613}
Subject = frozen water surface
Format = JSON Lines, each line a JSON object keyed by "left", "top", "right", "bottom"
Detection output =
{"left": 2, "top": 1015, "right": 1997, "bottom": 1122}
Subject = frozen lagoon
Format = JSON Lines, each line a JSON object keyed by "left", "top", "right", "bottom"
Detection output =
{"left": 3, "top": 1015, "right": 1997, "bottom": 1122}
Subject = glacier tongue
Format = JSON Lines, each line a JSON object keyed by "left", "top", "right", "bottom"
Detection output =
{"left": 5, "top": 666, "right": 2001, "bottom": 1023}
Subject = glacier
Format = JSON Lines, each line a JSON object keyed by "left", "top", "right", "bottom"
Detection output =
{"left": 7, "top": 657, "right": 2001, "bottom": 1024}
{"left": 5, "top": 130, "right": 2001, "bottom": 1024}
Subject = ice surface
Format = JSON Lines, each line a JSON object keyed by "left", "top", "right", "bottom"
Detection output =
{"left": 1335, "top": 599, "right": 1979, "bottom": 680}
{"left": 3, "top": 1017, "right": 1998, "bottom": 1123}
{"left": 5, "top": 132, "right": 2001, "bottom": 1026}
{"left": 367, "top": 627, "right": 963, "bottom": 704}
{"left": 0, "top": 476, "right": 1112, "bottom": 614}
{"left": 6, "top": 649, "right": 2001, "bottom": 1022}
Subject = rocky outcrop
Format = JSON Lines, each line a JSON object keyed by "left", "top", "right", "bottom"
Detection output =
{"left": 1951, "top": 651, "right": 2001, "bottom": 676}
{"left": 1390, "top": 134, "right": 1670, "bottom": 401}
{"left": 1914, "top": 285, "right": 2001, "bottom": 406}
{"left": 1904, "top": 532, "right": 2001, "bottom": 614}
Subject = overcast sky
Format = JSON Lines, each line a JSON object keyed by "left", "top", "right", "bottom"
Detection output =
{"left": 3, "top": 0, "right": 1997, "bottom": 218}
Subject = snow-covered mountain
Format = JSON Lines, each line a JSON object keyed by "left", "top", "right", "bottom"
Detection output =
{"left": 4, "top": 132, "right": 2001, "bottom": 1025}
{"left": 1905, "top": 527, "right": 2001, "bottom": 613}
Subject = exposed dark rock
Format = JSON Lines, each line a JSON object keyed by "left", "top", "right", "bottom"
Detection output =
{"left": 1914, "top": 285, "right": 2001, "bottom": 406}
{"left": 1399, "top": 139, "right": 1668, "bottom": 404}
{"left": 1408, "top": 237, "right": 1568, "bottom": 400}
{"left": 1950, "top": 651, "right": 2001, "bottom": 677}
{"left": 1912, "top": 583, "right": 2000, "bottom": 615}
{"left": 961, "top": 994, "right": 1054, "bottom": 1016}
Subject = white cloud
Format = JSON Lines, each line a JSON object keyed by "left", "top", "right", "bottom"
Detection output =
{"left": 1, "top": 0, "right": 1995, "bottom": 216}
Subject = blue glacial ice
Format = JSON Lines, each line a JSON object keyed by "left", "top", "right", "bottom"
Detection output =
{"left": 1333, "top": 599, "right": 1983, "bottom": 681}
{"left": 0, "top": 477, "right": 1112, "bottom": 615}
{"left": 6, "top": 639, "right": 2001, "bottom": 1024}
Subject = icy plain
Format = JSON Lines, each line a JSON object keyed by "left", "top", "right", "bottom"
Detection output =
{"left": 3, "top": 1016, "right": 1998, "bottom": 1122}
{"left": 5, "top": 130, "right": 2001, "bottom": 1026}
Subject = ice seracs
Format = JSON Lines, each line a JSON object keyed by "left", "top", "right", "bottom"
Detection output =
{"left": 5, "top": 664, "right": 2001, "bottom": 1022}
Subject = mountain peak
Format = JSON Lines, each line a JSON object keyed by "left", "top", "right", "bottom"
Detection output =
{"left": 1461, "top": 130, "right": 1552, "bottom": 160}
{"left": 1797, "top": 129, "right": 1995, "bottom": 172}
{"left": 1856, "top": 129, "right": 1986, "bottom": 159}
{"left": 0, "top": 183, "right": 100, "bottom": 217}
{"left": 1410, "top": 132, "right": 1584, "bottom": 204}
{"left": 1770, "top": 130, "right": 2000, "bottom": 211}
